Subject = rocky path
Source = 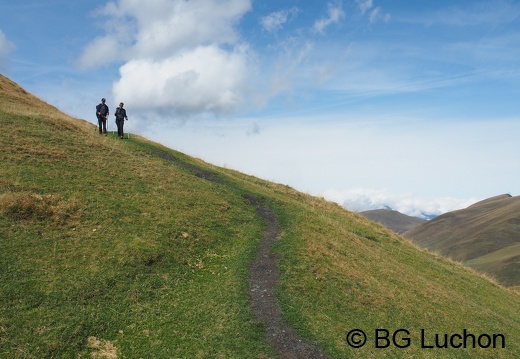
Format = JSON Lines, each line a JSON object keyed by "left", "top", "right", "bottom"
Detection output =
{"left": 154, "top": 150, "right": 328, "bottom": 358}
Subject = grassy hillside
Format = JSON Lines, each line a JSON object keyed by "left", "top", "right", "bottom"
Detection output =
{"left": 466, "top": 243, "right": 520, "bottom": 288}
{"left": 404, "top": 194, "right": 520, "bottom": 287}
{"left": 360, "top": 209, "right": 426, "bottom": 234}
{"left": 1, "top": 74, "right": 519, "bottom": 358}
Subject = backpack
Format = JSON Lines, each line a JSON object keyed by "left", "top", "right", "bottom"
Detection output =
{"left": 115, "top": 107, "right": 126, "bottom": 120}
{"left": 98, "top": 104, "right": 108, "bottom": 116}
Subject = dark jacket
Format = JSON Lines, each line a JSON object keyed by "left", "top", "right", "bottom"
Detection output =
{"left": 115, "top": 107, "right": 127, "bottom": 120}
{"left": 96, "top": 103, "right": 109, "bottom": 117}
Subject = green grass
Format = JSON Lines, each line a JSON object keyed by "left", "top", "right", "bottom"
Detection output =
{"left": 0, "top": 111, "right": 274, "bottom": 358}
{"left": 210, "top": 171, "right": 520, "bottom": 358}
{"left": 466, "top": 242, "right": 520, "bottom": 287}
{"left": 1, "top": 74, "right": 520, "bottom": 358}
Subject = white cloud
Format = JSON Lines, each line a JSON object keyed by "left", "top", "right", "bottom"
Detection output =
{"left": 261, "top": 7, "right": 299, "bottom": 33}
{"left": 78, "top": 0, "right": 254, "bottom": 117}
{"left": 112, "top": 44, "right": 253, "bottom": 116}
{"left": 313, "top": 1, "right": 345, "bottom": 34}
{"left": 0, "top": 30, "right": 14, "bottom": 69}
{"left": 322, "top": 188, "right": 477, "bottom": 219}
{"left": 129, "top": 0, "right": 250, "bottom": 59}
{"left": 78, "top": 0, "right": 251, "bottom": 67}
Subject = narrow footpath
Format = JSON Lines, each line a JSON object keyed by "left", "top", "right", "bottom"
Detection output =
{"left": 153, "top": 150, "right": 329, "bottom": 358}
{"left": 244, "top": 194, "right": 329, "bottom": 359}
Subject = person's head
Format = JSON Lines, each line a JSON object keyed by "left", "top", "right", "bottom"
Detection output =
{"left": 101, "top": 98, "right": 106, "bottom": 103}
{"left": 119, "top": 102, "right": 124, "bottom": 108}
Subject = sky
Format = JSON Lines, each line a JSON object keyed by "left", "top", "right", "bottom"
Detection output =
{"left": 1, "top": 0, "right": 520, "bottom": 218}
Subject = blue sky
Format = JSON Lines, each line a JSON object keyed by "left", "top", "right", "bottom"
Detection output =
{"left": 1, "top": 0, "right": 520, "bottom": 218}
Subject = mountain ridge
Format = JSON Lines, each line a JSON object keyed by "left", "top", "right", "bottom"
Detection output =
{"left": 404, "top": 194, "right": 520, "bottom": 286}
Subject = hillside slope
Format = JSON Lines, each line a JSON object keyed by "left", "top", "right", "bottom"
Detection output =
{"left": 404, "top": 194, "right": 520, "bottom": 286}
{"left": 1, "top": 74, "right": 519, "bottom": 358}
{"left": 360, "top": 209, "right": 426, "bottom": 234}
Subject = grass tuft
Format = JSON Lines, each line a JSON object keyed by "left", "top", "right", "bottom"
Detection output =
{"left": 0, "top": 192, "right": 81, "bottom": 224}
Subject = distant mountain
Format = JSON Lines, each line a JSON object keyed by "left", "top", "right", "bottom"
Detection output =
{"left": 360, "top": 209, "right": 426, "bottom": 234}
{"left": 404, "top": 194, "right": 520, "bottom": 286}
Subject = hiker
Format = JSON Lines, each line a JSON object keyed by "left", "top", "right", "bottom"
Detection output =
{"left": 114, "top": 102, "right": 128, "bottom": 139}
{"left": 95, "top": 98, "right": 109, "bottom": 135}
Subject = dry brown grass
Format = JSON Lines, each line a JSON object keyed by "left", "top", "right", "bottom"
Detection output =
{"left": 0, "top": 191, "right": 81, "bottom": 225}
{"left": 87, "top": 336, "right": 119, "bottom": 358}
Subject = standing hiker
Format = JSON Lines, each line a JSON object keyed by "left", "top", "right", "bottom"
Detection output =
{"left": 96, "top": 98, "right": 109, "bottom": 135}
{"left": 114, "top": 102, "right": 128, "bottom": 139}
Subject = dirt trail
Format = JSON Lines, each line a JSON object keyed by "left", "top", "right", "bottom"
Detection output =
{"left": 153, "top": 150, "right": 328, "bottom": 358}
{"left": 244, "top": 194, "right": 329, "bottom": 359}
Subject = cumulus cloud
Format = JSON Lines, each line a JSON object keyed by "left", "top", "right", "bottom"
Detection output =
{"left": 78, "top": 0, "right": 253, "bottom": 117}
{"left": 322, "top": 188, "right": 477, "bottom": 219}
{"left": 78, "top": 0, "right": 251, "bottom": 67}
{"left": 261, "top": 7, "right": 300, "bottom": 33}
{"left": 313, "top": 1, "right": 345, "bottom": 34}
{"left": 113, "top": 44, "right": 252, "bottom": 115}
{"left": 0, "top": 30, "right": 14, "bottom": 69}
